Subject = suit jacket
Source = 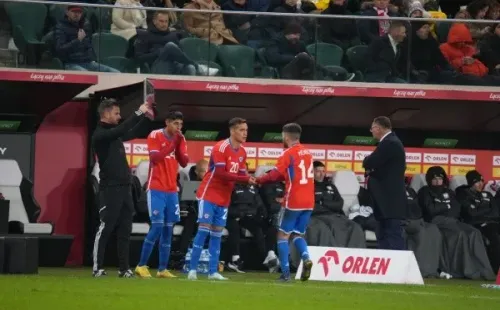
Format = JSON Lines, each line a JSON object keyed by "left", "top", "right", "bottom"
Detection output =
{"left": 363, "top": 132, "right": 407, "bottom": 220}
{"left": 365, "top": 35, "right": 404, "bottom": 80}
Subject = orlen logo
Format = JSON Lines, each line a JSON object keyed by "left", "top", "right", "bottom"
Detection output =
{"left": 317, "top": 250, "right": 391, "bottom": 277}
{"left": 203, "top": 146, "right": 213, "bottom": 157}
{"left": 354, "top": 151, "right": 372, "bottom": 161}
{"left": 133, "top": 143, "right": 148, "bottom": 154}
{"left": 123, "top": 143, "right": 131, "bottom": 154}
{"left": 309, "top": 149, "right": 326, "bottom": 160}
{"left": 327, "top": 150, "right": 353, "bottom": 161}
{"left": 423, "top": 153, "right": 449, "bottom": 164}
{"left": 405, "top": 152, "right": 421, "bottom": 163}
{"left": 244, "top": 147, "right": 257, "bottom": 158}
{"left": 450, "top": 154, "right": 476, "bottom": 165}
{"left": 258, "top": 147, "right": 283, "bottom": 158}
{"left": 493, "top": 156, "right": 500, "bottom": 166}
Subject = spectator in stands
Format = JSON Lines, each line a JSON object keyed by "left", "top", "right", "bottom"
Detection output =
{"left": 466, "top": 0, "right": 491, "bottom": 41}
{"left": 358, "top": 0, "right": 399, "bottom": 45}
{"left": 478, "top": 23, "right": 500, "bottom": 74}
{"left": 176, "top": 159, "right": 209, "bottom": 256}
{"left": 265, "top": 23, "right": 355, "bottom": 80}
{"left": 407, "top": 0, "right": 429, "bottom": 17}
{"left": 310, "top": 161, "right": 366, "bottom": 248}
{"left": 401, "top": 20, "right": 455, "bottom": 83}
{"left": 417, "top": 166, "right": 495, "bottom": 280}
{"left": 404, "top": 179, "right": 450, "bottom": 279}
{"left": 456, "top": 170, "right": 500, "bottom": 274}
{"left": 226, "top": 183, "right": 278, "bottom": 273}
{"left": 111, "top": 0, "right": 147, "bottom": 42}
{"left": 319, "top": 0, "right": 361, "bottom": 50}
{"left": 439, "top": 23, "right": 495, "bottom": 84}
{"left": 143, "top": 0, "right": 179, "bottom": 26}
{"left": 134, "top": 12, "right": 218, "bottom": 75}
{"left": 183, "top": 0, "right": 239, "bottom": 45}
{"left": 364, "top": 21, "right": 408, "bottom": 83}
{"left": 221, "top": 0, "right": 256, "bottom": 46}
{"left": 267, "top": 0, "right": 312, "bottom": 44}
{"left": 54, "top": 6, "right": 119, "bottom": 72}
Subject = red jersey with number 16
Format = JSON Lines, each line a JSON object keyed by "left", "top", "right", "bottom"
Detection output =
{"left": 147, "top": 129, "right": 187, "bottom": 193}
{"left": 196, "top": 139, "right": 247, "bottom": 207}
{"left": 275, "top": 143, "right": 314, "bottom": 210}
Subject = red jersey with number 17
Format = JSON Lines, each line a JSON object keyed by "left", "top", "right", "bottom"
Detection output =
{"left": 275, "top": 143, "right": 314, "bottom": 210}
{"left": 147, "top": 129, "right": 187, "bottom": 193}
{"left": 196, "top": 139, "right": 247, "bottom": 207}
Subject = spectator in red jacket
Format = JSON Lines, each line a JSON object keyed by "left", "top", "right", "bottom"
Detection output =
{"left": 439, "top": 23, "right": 488, "bottom": 78}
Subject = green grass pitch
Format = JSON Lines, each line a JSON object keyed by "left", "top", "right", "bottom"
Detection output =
{"left": 0, "top": 268, "right": 498, "bottom": 310}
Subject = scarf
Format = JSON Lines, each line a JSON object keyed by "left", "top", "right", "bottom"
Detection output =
{"left": 375, "top": 7, "right": 390, "bottom": 36}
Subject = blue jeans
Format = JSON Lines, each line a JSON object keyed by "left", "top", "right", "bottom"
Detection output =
{"left": 65, "top": 61, "right": 119, "bottom": 72}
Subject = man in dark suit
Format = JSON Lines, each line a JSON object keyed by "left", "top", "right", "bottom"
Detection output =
{"left": 363, "top": 116, "right": 407, "bottom": 250}
{"left": 364, "top": 21, "right": 407, "bottom": 83}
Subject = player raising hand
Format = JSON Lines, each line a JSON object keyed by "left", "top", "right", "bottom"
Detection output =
{"left": 257, "top": 123, "right": 314, "bottom": 282}
{"left": 135, "top": 111, "right": 189, "bottom": 278}
{"left": 187, "top": 117, "right": 254, "bottom": 281}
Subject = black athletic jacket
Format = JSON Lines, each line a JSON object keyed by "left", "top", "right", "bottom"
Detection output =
{"left": 92, "top": 110, "right": 149, "bottom": 187}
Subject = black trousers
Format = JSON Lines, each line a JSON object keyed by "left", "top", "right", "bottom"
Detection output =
{"left": 376, "top": 219, "right": 406, "bottom": 250}
{"left": 93, "top": 185, "right": 134, "bottom": 272}
{"left": 477, "top": 223, "right": 500, "bottom": 273}
{"left": 226, "top": 216, "right": 277, "bottom": 261}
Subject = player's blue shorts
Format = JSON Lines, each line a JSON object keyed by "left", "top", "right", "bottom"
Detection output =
{"left": 278, "top": 208, "right": 312, "bottom": 235}
{"left": 147, "top": 190, "right": 180, "bottom": 225}
{"left": 197, "top": 200, "right": 228, "bottom": 227}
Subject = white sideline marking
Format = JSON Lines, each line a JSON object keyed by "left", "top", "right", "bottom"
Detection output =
{"left": 177, "top": 278, "right": 500, "bottom": 301}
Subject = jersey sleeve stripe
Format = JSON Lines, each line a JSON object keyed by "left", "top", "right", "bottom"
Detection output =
{"left": 214, "top": 163, "right": 226, "bottom": 166}
{"left": 149, "top": 150, "right": 159, "bottom": 153}
{"left": 219, "top": 140, "right": 229, "bottom": 153}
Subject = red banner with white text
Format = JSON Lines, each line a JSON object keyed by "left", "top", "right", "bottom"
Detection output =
{"left": 124, "top": 140, "right": 500, "bottom": 181}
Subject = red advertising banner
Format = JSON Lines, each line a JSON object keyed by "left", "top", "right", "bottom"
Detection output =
{"left": 125, "top": 139, "right": 500, "bottom": 181}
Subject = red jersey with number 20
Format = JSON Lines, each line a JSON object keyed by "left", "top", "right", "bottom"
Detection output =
{"left": 276, "top": 143, "right": 314, "bottom": 210}
{"left": 147, "top": 129, "right": 186, "bottom": 192}
{"left": 196, "top": 139, "right": 247, "bottom": 207}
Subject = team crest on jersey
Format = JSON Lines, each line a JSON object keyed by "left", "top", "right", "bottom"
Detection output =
{"left": 153, "top": 210, "right": 159, "bottom": 215}
{"left": 239, "top": 157, "right": 243, "bottom": 162}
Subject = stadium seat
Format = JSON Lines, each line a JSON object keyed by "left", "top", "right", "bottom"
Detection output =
{"left": 254, "top": 165, "right": 275, "bottom": 177}
{"left": 218, "top": 45, "right": 256, "bottom": 78}
{"left": 0, "top": 159, "right": 52, "bottom": 234}
{"left": 179, "top": 37, "right": 219, "bottom": 63}
{"left": 135, "top": 160, "right": 150, "bottom": 187}
{"left": 179, "top": 163, "right": 196, "bottom": 186}
{"left": 449, "top": 176, "right": 467, "bottom": 191}
{"left": 306, "top": 43, "right": 344, "bottom": 66}
{"left": 132, "top": 223, "right": 150, "bottom": 235}
{"left": 91, "top": 33, "right": 130, "bottom": 71}
{"left": 410, "top": 174, "right": 427, "bottom": 193}
{"left": 484, "top": 180, "right": 498, "bottom": 197}
{"left": 346, "top": 45, "right": 368, "bottom": 81}
{"left": 332, "top": 170, "right": 360, "bottom": 214}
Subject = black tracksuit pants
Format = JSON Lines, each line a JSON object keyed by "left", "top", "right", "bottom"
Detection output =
{"left": 93, "top": 185, "right": 134, "bottom": 272}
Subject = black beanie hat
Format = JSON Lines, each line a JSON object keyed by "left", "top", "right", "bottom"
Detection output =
{"left": 466, "top": 170, "right": 482, "bottom": 186}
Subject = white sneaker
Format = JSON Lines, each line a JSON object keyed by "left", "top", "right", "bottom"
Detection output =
{"left": 208, "top": 272, "right": 228, "bottom": 281}
{"left": 439, "top": 271, "right": 452, "bottom": 280}
{"left": 187, "top": 270, "right": 197, "bottom": 280}
{"left": 263, "top": 252, "right": 277, "bottom": 265}
{"left": 197, "top": 64, "right": 219, "bottom": 76}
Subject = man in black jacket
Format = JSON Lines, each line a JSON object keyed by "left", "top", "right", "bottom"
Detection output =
{"left": 311, "top": 161, "right": 366, "bottom": 248}
{"left": 226, "top": 183, "right": 277, "bottom": 273}
{"left": 92, "top": 99, "right": 152, "bottom": 277}
{"left": 54, "top": 5, "right": 118, "bottom": 72}
{"left": 456, "top": 170, "right": 500, "bottom": 273}
{"left": 135, "top": 11, "right": 217, "bottom": 76}
{"left": 363, "top": 116, "right": 407, "bottom": 250}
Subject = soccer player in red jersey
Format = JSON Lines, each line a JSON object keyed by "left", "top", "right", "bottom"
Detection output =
{"left": 257, "top": 123, "right": 315, "bottom": 282}
{"left": 187, "top": 118, "right": 254, "bottom": 281}
{"left": 135, "top": 111, "right": 189, "bottom": 278}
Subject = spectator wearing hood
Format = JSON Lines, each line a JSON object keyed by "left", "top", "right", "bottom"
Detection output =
{"left": 456, "top": 170, "right": 500, "bottom": 273}
{"left": 417, "top": 166, "right": 495, "bottom": 280}
{"left": 319, "top": 0, "right": 361, "bottom": 50}
{"left": 135, "top": 11, "right": 218, "bottom": 75}
{"left": 266, "top": 0, "right": 312, "bottom": 43}
{"left": 478, "top": 22, "right": 500, "bottom": 74}
{"left": 439, "top": 23, "right": 490, "bottom": 78}
{"left": 401, "top": 20, "right": 455, "bottom": 83}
